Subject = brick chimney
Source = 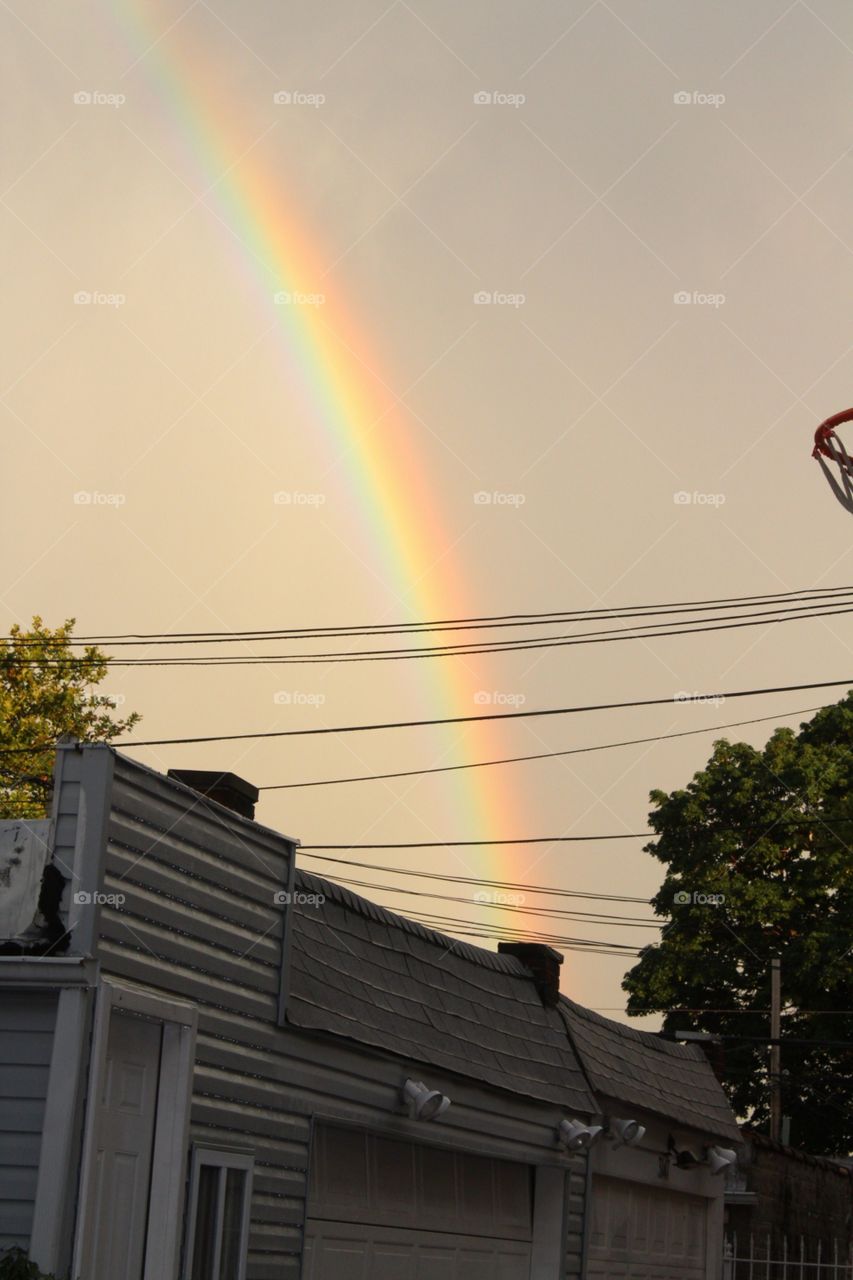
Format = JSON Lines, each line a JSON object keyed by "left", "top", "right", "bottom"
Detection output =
{"left": 498, "top": 942, "right": 564, "bottom": 1008}
{"left": 168, "top": 769, "right": 259, "bottom": 820}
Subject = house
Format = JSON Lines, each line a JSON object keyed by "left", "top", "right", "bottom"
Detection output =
{"left": 559, "top": 999, "right": 742, "bottom": 1278}
{"left": 0, "top": 743, "right": 739, "bottom": 1279}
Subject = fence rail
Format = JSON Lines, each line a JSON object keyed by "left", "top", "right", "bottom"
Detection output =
{"left": 724, "top": 1233, "right": 853, "bottom": 1279}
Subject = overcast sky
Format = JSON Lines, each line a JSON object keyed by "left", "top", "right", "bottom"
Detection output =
{"left": 2, "top": 0, "right": 852, "bottom": 1022}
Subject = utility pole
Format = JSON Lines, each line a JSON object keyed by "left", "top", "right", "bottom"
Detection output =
{"left": 769, "top": 956, "right": 781, "bottom": 1142}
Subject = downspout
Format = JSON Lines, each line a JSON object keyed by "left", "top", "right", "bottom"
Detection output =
{"left": 556, "top": 1001, "right": 601, "bottom": 1280}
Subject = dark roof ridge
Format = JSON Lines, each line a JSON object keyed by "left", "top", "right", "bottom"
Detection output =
{"left": 295, "top": 866, "right": 532, "bottom": 977}
{"left": 743, "top": 1129, "right": 853, "bottom": 1174}
{"left": 559, "top": 994, "right": 708, "bottom": 1063}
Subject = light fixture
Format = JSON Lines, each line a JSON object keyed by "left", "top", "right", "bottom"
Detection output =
{"left": 667, "top": 1135, "right": 701, "bottom": 1169}
{"left": 557, "top": 1118, "right": 603, "bottom": 1151}
{"left": 706, "top": 1145, "right": 737, "bottom": 1175}
{"left": 402, "top": 1078, "right": 451, "bottom": 1121}
{"left": 606, "top": 1117, "right": 647, "bottom": 1147}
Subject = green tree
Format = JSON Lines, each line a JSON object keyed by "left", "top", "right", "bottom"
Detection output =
{"left": 0, "top": 617, "right": 140, "bottom": 819}
{"left": 623, "top": 694, "right": 853, "bottom": 1156}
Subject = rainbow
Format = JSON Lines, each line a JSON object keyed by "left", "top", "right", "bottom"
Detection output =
{"left": 112, "top": 2, "right": 537, "bottom": 909}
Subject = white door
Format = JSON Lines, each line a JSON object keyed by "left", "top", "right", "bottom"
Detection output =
{"left": 587, "top": 1175, "right": 708, "bottom": 1279}
{"left": 304, "top": 1125, "right": 532, "bottom": 1280}
{"left": 88, "top": 1012, "right": 163, "bottom": 1280}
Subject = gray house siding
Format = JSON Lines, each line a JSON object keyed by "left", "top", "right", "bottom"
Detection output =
{"left": 0, "top": 992, "right": 57, "bottom": 1253}
{"left": 2, "top": 746, "right": 632, "bottom": 1279}
{"left": 87, "top": 753, "right": 304, "bottom": 1280}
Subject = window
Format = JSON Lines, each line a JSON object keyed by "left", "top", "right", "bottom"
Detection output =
{"left": 184, "top": 1147, "right": 253, "bottom": 1280}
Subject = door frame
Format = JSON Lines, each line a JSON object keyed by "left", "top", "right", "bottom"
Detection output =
{"left": 71, "top": 978, "right": 198, "bottom": 1280}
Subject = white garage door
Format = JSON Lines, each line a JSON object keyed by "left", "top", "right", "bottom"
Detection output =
{"left": 304, "top": 1124, "right": 533, "bottom": 1280}
{"left": 587, "top": 1175, "right": 708, "bottom": 1280}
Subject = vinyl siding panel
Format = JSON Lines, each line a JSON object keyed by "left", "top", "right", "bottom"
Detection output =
{"left": 0, "top": 993, "right": 57, "bottom": 1254}
{"left": 99, "top": 756, "right": 301, "bottom": 1280}
{"left": 76, "top": 751, "right": 589, "bottom": 1280}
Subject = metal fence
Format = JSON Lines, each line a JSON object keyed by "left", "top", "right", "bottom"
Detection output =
{"left": 724, "top": 1233, "right": 853, "bottom": 1279}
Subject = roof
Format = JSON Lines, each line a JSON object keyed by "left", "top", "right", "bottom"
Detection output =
{"left": 560, "top": 996, "right": 742, "bottom": 1142}
{"left": 742, "top": 1129, "right": 853, "bottom": 1175}
{"left": 287, "top": 869, "right": 597, "bottom": 1111}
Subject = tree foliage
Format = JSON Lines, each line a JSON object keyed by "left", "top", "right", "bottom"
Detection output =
{"left": 0, "top": 617, "right": 140, "bottom": 819}
{"left": 0, "top": 1247, "right": 57, "bottom": 1280}
{"left": 623, "top": 694, "right": 853, "bottom": 1156}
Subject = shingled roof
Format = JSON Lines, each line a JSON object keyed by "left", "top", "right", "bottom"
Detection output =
{"left": 287, "top": 869, "right": 740, "bottom": 1142}
{"left": 559, "top": 997, "right": 741, "bottom": 1142}
{"left": 287, "top": 869, "right": 596, "bottom": 1112}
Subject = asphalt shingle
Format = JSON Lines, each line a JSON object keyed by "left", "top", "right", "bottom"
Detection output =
{"left": 287, "top": 868, "right": 739, "bottom": 1141}
{"left": 559, "top": 997, "right": 741, "bottom": 1142}
{"left": 287, "top": 869, "right": 596, "bottom": 1111}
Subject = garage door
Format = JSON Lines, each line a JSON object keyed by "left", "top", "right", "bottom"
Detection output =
{"left": 587, "top": 1175, "right": 708, "bottom": 1280}
{"left": 304, "top": 1124, "right": 533, "bottom": 1280}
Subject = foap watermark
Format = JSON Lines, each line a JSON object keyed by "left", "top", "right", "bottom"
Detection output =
{"left": 673, "top": 490, "right": 726, "bottom": 507}
{"left": 474, "top": 290, "right": 526, "bottom": 307}
{"left": 473, "top": 90, "right": 526, "bottom": 108}
{"left": 474, "top": 490, "right": 526, "bottom": 506}
{"left": 101, "top": 693, "right": 126, "bottom": 706}
{"left": 74, "top": 290, "right": 126, "bottom": 308}
{"left": 273, "top": 90, "right": 326, "bottom": 107}
{"left": 274, "top": 290, "right": 325, "bottom": 306}
{"left": 73, "top": 90, "right": 126, "bottom": 108}
{"left": 674, "top": 691, "right": 726, "bottom": 707}
{"left": 473, "top": 889, "right": 526, "bottom": 906}
{"left": 274, "top": 890, "right": 326, "bottom": 906}
{"left": 673, "top": 890, "right": 725, "bottom": 906}
{"left": 474, "top": 690, "right": 526, "bottom": 707}
{"left": 673, "top": 90, "right": 726, "bottom": 109}
{"left": 273, "top": 690, "right": 326, "bottom": 707}
{"left": 73, "top": 890, "right": 126, "bottom": 907}
{"left": 273, "top": 491, "right": 326, "bottom": 506}
{"left": 73, "top": 490, "right": 126, "bottom": 507}
{"left": 674, "top": 290, "right": 725, "bottom": 307}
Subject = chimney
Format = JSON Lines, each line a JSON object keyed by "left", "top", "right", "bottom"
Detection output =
{"left": 168, "top": 770, "right": 259, "bottom": 821}
{"left": 498, "top": 942, "right": 563, "bottom": 1008}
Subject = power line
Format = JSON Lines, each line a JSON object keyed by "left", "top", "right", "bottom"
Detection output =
{"left": 295, "top": 855, "right": 648, "bottom": 906}
{"left": 260, "top": 704, "right": 824, "bottom": 790}
{"left": 8, "top": 598, "right": 853, "bottom": 665}
{"left": 99, "top": 676, "right": 853, "bottom": 750}
{"left": 17, "top": 584, "right": 853, "bottom": 643}
{"left": 321, "top": 873, "right": 659, "bottom": 925}
{"left": 3, "top": 679, "right": 849, "bottom": 759}
{"left": 300, "top": 819, "right": 853, "bottom": 850}
{"left": 392, "top": 909, "right": 644, "bottom": 954}
{"left": 302, "top": 835, "right": 648, "bottom": 849}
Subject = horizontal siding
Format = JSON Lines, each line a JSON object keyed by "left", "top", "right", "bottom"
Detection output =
{"left": 0, "top": 993, "right": 57, "bottom": 1256}
{"left": 93, "top": 755, "right": 587, "bottom": 1280}
{"left": 101, "top": 758, "right": 300, "bottom": 1280}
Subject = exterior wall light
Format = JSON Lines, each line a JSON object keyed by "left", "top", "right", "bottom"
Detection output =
{"left": 706, "top": 1145, "right": 737, "bottom": 1175}
{"left": 557, "top": 1118, "right": 603, "bottom": 1151}
{"left": 402, "top": 1078, "right": 451, "bottom": 1121}
{"left": 606, "top": 1117, "right": 647, "bottom": 1147}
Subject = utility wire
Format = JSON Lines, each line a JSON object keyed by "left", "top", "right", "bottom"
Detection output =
{"left": 17, "top": 583, "right": 853, "bottom": 644}
{"left": 302, "top": 835, "right": 648, "bottom": 848}
{"left": 260, "top": 704, "right": 824, "bottom": 790}
{"left": 3, "top": 680, "right": 849, "bottom": 758}
{"left": 295, "top": 855, "right": 648, "bottom": 906}
{"left": 307, "top": 872, "right": 660, "bottom": 925}
{"left": 95, "top": 676, "right": 853, "bottom": 750}
{"left": 8, "top": 599, "right": 853, "bottom": 665}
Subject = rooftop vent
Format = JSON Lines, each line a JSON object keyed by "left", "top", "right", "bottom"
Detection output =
{"left": 498, "top": 942, "right": 563, "bottom": 1007}
{"left": 167, "top": 770, "right": 259, "bottom": 820}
